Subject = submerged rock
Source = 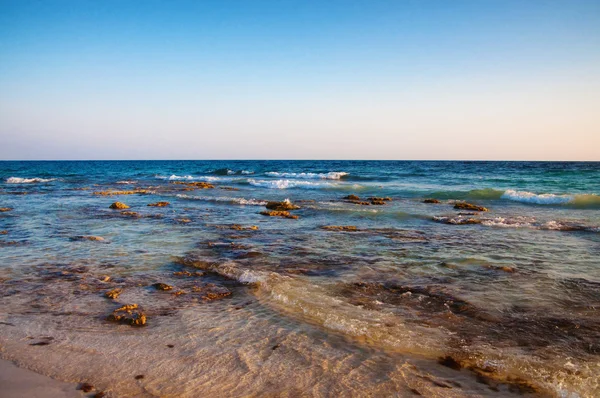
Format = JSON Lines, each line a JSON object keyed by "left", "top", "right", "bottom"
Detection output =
{"left": 321, "top": 225, "right": 359, "bottom": 232}
{"left": 260, "top": 210, "right": 299, "bottom": 219}
{"left": 106, "top": 304, "right": 146, "bottom": 326}
{"left": 367, "top": 197, "right": 392, "bottom": 202}
{"left": 433, "top": 216, "right": 482, "bottom": 225}
{"left": 147, "top": 201, "right": 170, "bottom": 207}
{"left": 153, "top": 282, "right": 173, "bottom": 291}
{"left": 0, "top": 230, "right": 7, "bottom": 235}
{"left": 120, "top": 211, "right": 141, "bottom": 217}
{"left": 177, "top": 218, "right": 191, "bottom": 223}
{"left": 423, "top": 199, "right": 441, "bottom": 204}
{"left": 0, "top": 207, "right": 13, "bottom": 212}
{"left": 104, "top": 288, "right": 122, "bottom": 299}
{"left": 172, "top": 181, "right": 215, "bottom": 189}
{"left": 265, "top": 199, "right": 300, "bottom": 211}
{"left": 70, "top": 235, "right": 105, "bottom": 242}
{"left": 454, "top": 202, "right": 488, "bottom": 212}
{"left": 109, "top": 202, "right": 129, "bottom": 209}
{"left": 343, "top": 194, "right": 361, "bottom": 201}
{"left": 95, "top": 189, "right": 150, "bottom": 196}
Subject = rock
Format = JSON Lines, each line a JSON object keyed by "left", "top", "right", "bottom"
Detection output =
{"left": 153, "top": 282, "right": 173, "bottom": 291}
{"left": 438, "top": 356, "right": 462, "bottom": 370}
{"left": 433, "top": 216, "right": 481, "bottom": 225}
{"left": 260, "top": 211, "right": 298, "bottom": 219}
{"left": 265, "top": 199, "right": 300, "bottom": 211}
{"left": 0, "top": 207, "right": 12, "bottom": 212}
{"left": 219, "top": 186, "right": 239, "bottom": 191}
{"left": 106, "top": 304, "right": 146, "bottom": 326}
{"left": 423, "top": 199, "right": 441, "bottom": 204}
{"left": 367, "top": 197, "right": 392, "bottom": 202}
{"left": 172, "top": 181, "right": 214, "bottom": 189}
{"left": 95, "top": 189, "right": 150, "bottom": 196}
{"left": 454, "top": 202, "right": 488, "bottom": 212}
{"left": 109, "top": 202, "right": 129, "bottom": 210}
{"left": 71, "top": 235, "right": 105, "bottom": 242}
{"left": 370, "top": 200, "right": 386, "bottom": 205}
{"left": 177, "top": 218, "right": 191, "bottom": 223}
{"left": 343, "top": 195, "right": 361, "bottom": 201}
{"left": 104, "top": 288, "right": 122, "bottom": 299}
{"left": 0, "top": 230, "right": 7, "bottom": 235}
{"left": 321, "top": 225, "right": 359, "bottom": 232}
{"left": 135, "top": 375, "right": 145, "bottom": 380}
{"left": 78, "top": 383, "right": 94, "bottom": 393}
{"left": 120, "top": 211, "right": 140, "bottom": 217}
{"left": 147, "top": 201, "right": 170, "bottom": 207}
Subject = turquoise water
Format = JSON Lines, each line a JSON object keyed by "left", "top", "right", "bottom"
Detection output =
{"left": 1, "top": 161, "right": 599, "bottom": 397}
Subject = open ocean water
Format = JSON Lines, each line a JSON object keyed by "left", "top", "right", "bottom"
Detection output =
{"left": 0, "top": 160, "right": 599, "bottom": 397}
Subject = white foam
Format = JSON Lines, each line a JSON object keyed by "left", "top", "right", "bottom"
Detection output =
{"left": 116, "top": 180, "right": 137, "bottom": 184}
{"left": 248, "top": 179, "right": 334, "bottom": 189}
{"left": 501, "top": 189, "right": 573, "bottom": 205}
{"left": 6, "top": 177, "right": 56, "bottom": 183}
{"left": 265, "top": 171, "right": 348, "bottom": 180}
{"left": 240, "top": 170, "right": 254, "bottom": 175}
{"left": 156, "top": 174, "right": 221, "bottom": 182}
{"left": 176, "top": 194, "right": 267, "bottom": 206}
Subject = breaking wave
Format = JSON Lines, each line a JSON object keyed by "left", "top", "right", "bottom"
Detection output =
{"left": 265, "top": 171, "right": 348, "bottom": 180}
{"left": 502, "top": 190, "right": 600, "bottom": 208}
{"left": 156, "top": 174, "right": 221, "bottom": 182}
{"left": 5, "top": 177, "right": 56, "bottom": 184}
{"left": 175, "top": 194, "right": 267, "bottom": 206}
{"left": 248, "top": 179, "right": 335, "bottom": 189}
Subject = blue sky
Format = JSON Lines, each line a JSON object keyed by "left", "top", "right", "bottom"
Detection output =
{"left": 0, "top": 0, "right": 599, "bottom": 160}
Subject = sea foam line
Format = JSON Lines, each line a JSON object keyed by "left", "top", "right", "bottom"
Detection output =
{"left": 265, "top": 171, "right": 348, "bottom": 180}
{"left": 248, "top": 179, "right": 335, "bottom": 189}
{"left": 5, "top": 177, "right": 56, "bottom": 184}
{"left": 175, "top": 194, "right": 267, "bottom": 206}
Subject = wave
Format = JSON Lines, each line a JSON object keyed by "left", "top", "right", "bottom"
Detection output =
{"left": 5, "top": 177, "right": 56, "bottom": 184}
{"left": 435, "top": 215, "right": 599, "bottom": 232}
{"left": 116, "top": 180, "right": 137, "bottom": 184}
{"left": 502, "top": 190, "right": 600, "bottom": 208}
{"left": 248, "top": 179, "right": 335, "bottom": 189}
{"left": 265, "top": 171, "right": 348, "bottom": 180}
{"left": 175, "top": 194, "right": 267, "bottom": 206}
{"left": 211, "top": 168, "right": 254, "bottom": 176}
{"left": 156, "top": 174, "right": 221, "bottom": 182}
{"left": 178, "top": 256, "right": 597, "bottom": 396}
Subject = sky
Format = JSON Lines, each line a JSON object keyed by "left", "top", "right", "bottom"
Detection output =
{"left": 0, "top": 0, "right": 599, "bottom": 160}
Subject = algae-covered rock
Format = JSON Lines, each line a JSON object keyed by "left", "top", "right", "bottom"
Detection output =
{"left": 454, "top": 202, "right": 488, "bottom": 212}
{"left": 147, "top": 201, "right": 170, "bottom": 207}
{"left": 260, "top": 210, "right": 298, "bottom": 219}
{"left": 104, "top": 288, "right": 122, "bottom": 299}
{"left": 343, "top": 195, "right": 361, "bottom": 201}
{"left": 109, "top": 202, "right": 129, "bottom": 210}
{"left": 321, "top": 226, "right": 359, "bottom": 232}
{"left": 423, "top": 199, "right": 441, "bottom": 204}
{"left": 265, "top": 199, "right": 300, "bottom": 211}
{"left": 153, "top": 282, "right": 173, "bottom": 291}
{"left": 106, "top": 304, "right": 146, "bottom": 326}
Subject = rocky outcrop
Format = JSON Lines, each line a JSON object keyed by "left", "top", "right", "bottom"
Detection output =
{"left": 109, "top": 202, "right": 129, "bottom": 209}
{"left": 104, "top": 288, "right": 122, "bottom": 299}
{"left": 260, "top": 211, "right": 298, "bottom": 219}
{"left": 321, "top": 226, "right": 358, "bottom": 232}
{"left": 0, "top": 207, "right": 12, "bottom": 212}
{"left": 106, "top": 304, "right": 146, "bottom": 326}
{"left": 172, "top": 181, "right": 215, "bottom": 189}
{"left": 454, "top": 202, "right": 488, "bottom": 212}
{"left": 423, "top": 199, "right": 441, "bottom": 204}
{"left": 265, "top": 199, "right": 300, "bottom": 211}
{"left": 147, "top": 201, "right": 170, "bottom": 207}
{"left": 343, "top": 195, "right": 360, "bottom": 201}
{"left": 153, "top": 282, "right": 173, "bottom": 291}
{"left": 0, "top": 230, "right": 8, "bottom": 235}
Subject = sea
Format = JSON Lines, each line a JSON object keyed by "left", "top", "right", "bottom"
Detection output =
{"left": 0, "top": 160, "right": 599, "bottom": 397}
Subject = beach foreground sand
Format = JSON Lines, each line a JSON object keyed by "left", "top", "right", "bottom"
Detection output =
{"left": 0, "top": 359, "right": 82, "bottom": 398}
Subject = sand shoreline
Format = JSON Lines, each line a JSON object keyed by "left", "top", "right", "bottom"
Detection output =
{"left": 0, "top": 359, "right": 84, "bottom": 398}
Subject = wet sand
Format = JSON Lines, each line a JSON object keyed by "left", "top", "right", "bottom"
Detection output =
{"left": 0, "top": 359, "right": 82, "bottom": 398}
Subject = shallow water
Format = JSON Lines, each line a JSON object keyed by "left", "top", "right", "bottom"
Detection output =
{"left": 0, "top": 160, "right": 599, "bottom": 397}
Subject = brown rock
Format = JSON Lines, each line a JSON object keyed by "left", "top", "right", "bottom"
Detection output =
{"left": 343, "top": 195, "right": 361, "bottom": 201}
{"left": 321, "top": 225, "right": 359, "bottom": 232}
{"left": 109, "top": 202, "right": 129, "bottom": 210}
{"left": 265, "top": 200, "right": 300, "bottom": 211}
{"left": 453, "top": 202, "right": 488, "bottom": 212}
{"left": 0, "top": 230, "right": 7, "bottom": 235}
{"left": 106, "top": 304, "right": 146, "bottom": 326}
{"left": 104, "top": 288, "right": 122, "bottom": 299}
{"left": 367, "top": 197, "right": 392, "bottom": 201}
{"left": 153, "top": 282, "right": 173, "bottom": 291}
{"left": 176, "top": 218, "right": 191, "bottom": 223}
{"left": 423, "top": 199, "right": 441, "bottom": 204}
{"left": 95, "top": 189, "right": 150, "bottom": 196}
{"left": 260, "top": 211, "right": 298, "bottom": 219}
{"left": 370, "top": 200, "right": 386, "bottom": 205}
{"left": 172, "top": 181, "right": 214, "bottom": 189}
{"left": 71, "top": 235, "right": 105, "bottom": 242}
{"left": 0, "top": 208, "right": 12, "bottom": 212}
{"left": 78, "top": 383, "right": 94, "bottom": 393}
{"left": 147, "top": 201, "right": 170, "bottom": 207}
{"left": 120, "top": 211, "right": 140, "bottom": 217}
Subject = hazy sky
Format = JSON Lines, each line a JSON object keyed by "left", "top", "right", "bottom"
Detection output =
{"left": 1, "top": 0, "right": 599, "bottom": 160}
